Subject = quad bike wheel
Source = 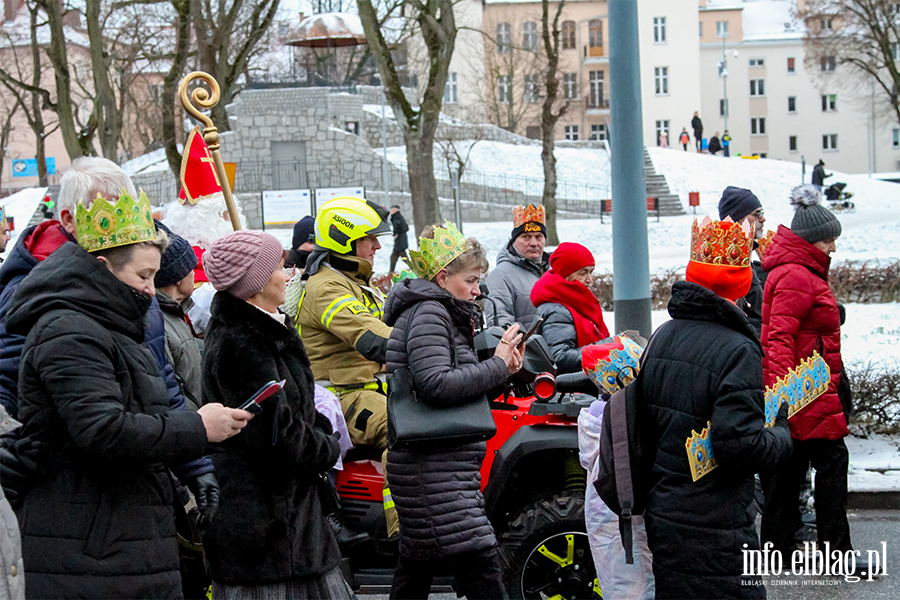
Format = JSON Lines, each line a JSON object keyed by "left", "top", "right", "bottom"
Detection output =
{"left": 499, "top": 493, "right": 601, "bottom": 600}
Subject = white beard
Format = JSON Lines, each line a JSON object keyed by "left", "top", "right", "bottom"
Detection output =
{"left": 161, "top": 194, "right": 247, "bottom": 248}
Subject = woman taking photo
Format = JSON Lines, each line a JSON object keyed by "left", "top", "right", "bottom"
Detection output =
{"left": 200, "top": 230, "right": 353, "bottom": 599}
{"left": 383, "top": 222, "right": 522, "bottom": 599}
{"left": 7, "top": 191, "right": 249, "bottom": 599}
{"left": 531, "top": 242, "right": 609, "bottom": 374}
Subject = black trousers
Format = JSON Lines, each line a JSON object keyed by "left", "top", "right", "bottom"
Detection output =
{"left": 761, "top": 437, "right": 851, "bottom": 555}
{"left": 390, "top": 248, "right": 408, "bottom": 273}
{"left": 390, "top": 547, "right": 507, "bottom": 600}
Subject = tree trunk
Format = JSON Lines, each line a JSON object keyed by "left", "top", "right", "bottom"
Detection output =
{"left": 164, "top": 0, "right": 192, "bottom": 178}
{"left": 539, "top": 0, "right": 567, "bottom": 246}
{"left": 86, "top": 1, "right": 121, "bottom": 160}
{"left": 405, "top": 132, "right": 441, "bottom": 236}
{"left": 541, "top": 131, "right": 559, "bottom": 245}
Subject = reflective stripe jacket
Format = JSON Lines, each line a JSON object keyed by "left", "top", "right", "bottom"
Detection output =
{"left": 297, "top": 254, "right": 391, "bottom": 386}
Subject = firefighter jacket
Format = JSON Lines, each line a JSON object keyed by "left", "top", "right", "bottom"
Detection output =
{"left": 297, "top": 253, "right": 391, "bottom": 386}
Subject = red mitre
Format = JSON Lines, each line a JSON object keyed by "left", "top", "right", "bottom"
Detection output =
{"left": 178, "top": 127, "right": 223, "bottom": 206}
{"left": 193, "top": 246, "right": 209, "bottom": 284}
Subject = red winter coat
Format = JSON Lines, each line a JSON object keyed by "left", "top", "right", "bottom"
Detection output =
{"left": 761, "top": 225, "right": 847, "bottom": 441}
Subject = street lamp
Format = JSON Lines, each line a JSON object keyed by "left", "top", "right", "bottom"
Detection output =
{"left": 718, "top": 29, "right": 729, "bottom": 131}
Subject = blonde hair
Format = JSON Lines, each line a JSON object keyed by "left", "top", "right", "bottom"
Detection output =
{"left": 93, "top": 229, "right": 169, "bottom": 270}
{"left": 419, "top": 224, "right": 488, "bottom": 280}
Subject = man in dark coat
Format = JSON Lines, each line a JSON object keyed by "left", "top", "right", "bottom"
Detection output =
{"left": 389, "top": 205, "right": 410, "bottom": 274}
{"left": 708, "top": 132, "right": 722, "bottom": 155}
{"left": 811, "top": 159, "right": 831, "bottom": 191}
{"left": 639, "top": 216, "right": 792, "bottom": 598}
{"left": 691, "top": 111, "right": 703, "bottom": 151}
{"left": 285, "top": 215, "right": 315, "bottom": 270}
{"left": 718, "top": 186, "right": 767, "bottom": 337}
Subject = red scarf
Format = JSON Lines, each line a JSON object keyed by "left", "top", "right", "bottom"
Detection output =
{"left": 530, "top": 271, "right": 609, "bottom": 346}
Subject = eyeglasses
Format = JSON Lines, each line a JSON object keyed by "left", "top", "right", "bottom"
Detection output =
{"left": 750, "top": 208, "right": 765, "bottom": 218}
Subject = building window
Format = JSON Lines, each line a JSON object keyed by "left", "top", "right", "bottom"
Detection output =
{"left": 823, "top": 134, "right": 838, "bottom": 150}
{"left": 497, "top": 23, "right": 511, "bottom": 53}
{"left": 788, "top": 96, "right": 796, "bottom": 112}
{"left": 716, "top": 20, "right": 729, "bottom": 38}
{"left": 654, "top": 66, "right": 668, "bottom": 95}
{"left": 751, "top": 117, "right": 766, "bottom": 135}
{"left": 750, "top": 79, "right": 765, "bottom": 96}
{"left": 655, "top": 120, "right": 670, "bottom": 144}
{"left": 523, "top": 22, "right": 538, "bottom": 51}
{"left": 590, "top": 123, "right": 607, "bottom": 140}
{"left": 589, "top": 70, "right": 605, "bottom": 107}
{"left": 565, "top": 125, "right": 579, "bottom": 140}
{"left": 149, "top": 83, "right": 164, "bottom": 101}
{"left": 719, "top": 99, "right": 728, "bottom": 117}
{"left": 749, "top": 58, "right": 765, "bottom": 66}
{"left": 589, "top": 19, "right": 603, "bottom": 55}
{"left": 821, "top": 56, "right": 836, "bottom": 71}
{"left": 821, "top": 94, "right": 837, "bottom": 111}
{"left": 653, "top": 17, "right": 666, "bottom": 43}
{"left": 562, "top": 20, "right": 576, "bottom": 49}
{"left": 524, "top": 74, "right": 540, "bottom": 104}
{"left": 443, "top": 72, "right": 457, "bottom": 104}
{"left": 891, "top": 43, "right": 900, "bottom": 61}
{"left": 498, "top": 75, "right": 510, "bottom": 103}
{"left": 789, "top": 135, "right": 798, "bottom": 152}
{"left": 820, "top": 18, "right": 833, "bottom": 30}
{"left": 699, "top": 21, "right": 703, "bottom": 37}
{"left": 893, "top": 128, "right": 899, "bottom": 148}
{"left": 787, "top": 57, "right": 796, "bottom": 73}
{"left": 563, "top": 73, "right": 577, "bottom": 99}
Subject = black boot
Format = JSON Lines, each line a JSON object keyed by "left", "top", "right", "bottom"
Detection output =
{"left": 327, "top": 513, "right": 370, "bottom": 550}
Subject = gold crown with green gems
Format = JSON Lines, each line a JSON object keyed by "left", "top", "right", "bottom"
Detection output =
{"left": 75, "top": 190, "right": 157, "bottom": 253}
{"left": 408, "top": 221, "right": 469, "bottom": 281}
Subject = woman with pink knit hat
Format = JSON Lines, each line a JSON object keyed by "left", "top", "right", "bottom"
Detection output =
{"left": 200, "top": 230, "right": 354, "bottom": 599}
{"left": 530, "top": 242, "right": 610, "bottom": 374}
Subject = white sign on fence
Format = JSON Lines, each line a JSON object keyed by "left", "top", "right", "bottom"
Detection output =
{"left": 314, "top": 187, "right": 365, "bottom": 208}
{"left": 262, "top": 189, "right": 312, "bottom": 228}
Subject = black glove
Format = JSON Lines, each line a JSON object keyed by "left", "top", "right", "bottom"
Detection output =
{"left": 0, "top": 439, "right": 44, "bottom": 507}
{"left": 774, "top": 402, "right": 789, "bottom": 430}
{"left": 186, "top": 472, "right": 220, "bottom": 524}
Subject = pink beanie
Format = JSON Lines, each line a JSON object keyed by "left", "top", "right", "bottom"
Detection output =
{"left": 204, "top": 231, "right": 286, "bottom": 300}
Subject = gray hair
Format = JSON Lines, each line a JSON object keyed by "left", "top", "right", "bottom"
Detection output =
{"left": 58, "top": 157, "right": 137, "bottom": 215}
{"left": 92, "top": 229, "right": 169, "bottom": 270}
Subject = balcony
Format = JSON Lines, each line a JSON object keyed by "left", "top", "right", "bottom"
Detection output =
{"left": 585, "top": 96, "right": 610, "bottom": 114}
{"left": 584, "top": 45, "right": 608, "bottom": 63}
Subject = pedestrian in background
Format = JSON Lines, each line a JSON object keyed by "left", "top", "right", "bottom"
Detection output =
{"left": 286, "top": 215, "right": 315, "bottom": 270}
{"left": 691, "top": 111, "right": 703, "bottom": 151}
{"left": 389, "top": 205, "right": 409, "bottom": 274}
{"left": 679, "top": 128, "right": 690, "bottom": 151}
{"left": 708, "top": 132, "right": 722, "bottom": 156}
{"left": 722, "top": 130, "right": 732, "bottom": 157}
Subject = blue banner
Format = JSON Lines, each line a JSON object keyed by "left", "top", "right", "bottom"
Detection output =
{"left": 11, "top": 157, "right": 56, "bottom": 177}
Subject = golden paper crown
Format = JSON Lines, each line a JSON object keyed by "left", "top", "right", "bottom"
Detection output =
{"left": 755, "top": 229, "right": 776, "bottom": 260}
{"left": 690, "top": 216, "right": 753, "bottom": 267}
{"left": 75, "top": 190, "right": 157, "bottom": 253}
{"left": 686, "top": 422, "right": 718, "bottom": 483}
{"left": 513, "top": 204, "right": 545, "bottom": 228}
{"left": 764, "top": 351, "right": 831, "bottom": 427}
{"left": 408, "top": 221, "right": 469, "bottom": 281}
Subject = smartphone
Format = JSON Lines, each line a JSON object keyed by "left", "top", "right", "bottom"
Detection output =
{"left": 517, "top": 317, "right": 544, "bottom": 350}
{"left": 238, "top": 380, "right": 286, "bottom": 414}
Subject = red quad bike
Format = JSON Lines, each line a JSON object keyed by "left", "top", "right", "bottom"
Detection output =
{"left": 336, "top": 319, "right": 603, "bottom": 599}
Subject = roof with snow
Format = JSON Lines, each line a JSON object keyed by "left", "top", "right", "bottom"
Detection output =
{"left": 705, "top": 0, "right": 804, "bottom": 42}
{"left": 288, "top": 12, "right": 366, "bottom": 48}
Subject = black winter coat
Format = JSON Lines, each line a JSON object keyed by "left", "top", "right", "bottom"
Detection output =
{"left": 6, "top": 242, "right": 208, "bottom": 599}
{"left": 383, "top": 278, "right": 507, "bottom": 560}
{"left": 535, "top": 302, "right": 586, "bottom": 374}
{"left": 391, "top": 211, "right": 409, "bottom": 251}
{"left": 708, "top": 136, "right": 722, "bottom": 154}
{"left": 691, "top": 115, "right": 703, "bottom": 137}
{"left": 201, "top": 292, "right": 341, "bottom": 585}
{"left": 737, "top": 264, "right": 764, "bottom": 338}
{"left": 639, "top": 282, "right": 792, "bottom": 599}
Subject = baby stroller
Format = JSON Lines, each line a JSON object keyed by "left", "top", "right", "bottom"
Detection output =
{"left": 825, "top": 182, "right": 855, "bottom": 213}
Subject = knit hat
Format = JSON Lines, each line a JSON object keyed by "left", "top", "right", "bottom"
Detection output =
{"left": 292, "top": 215, "right": 315, "bottom": 250}
{"left": 717, "top": 186, "right": 762, "bottom": 223}
{"left": 549, "top": 242, "right": 595, "bottom": 279}
{"left": 582, "top": 336, "right": 643, "bottom": 396}
{"left": 789, "top": 184, "right": 842, "bottom": 244}
{"left": 511, "top": 204, "right": 547, "bottom": 240}
{"left": 154, "top": 220, "right": 198, "bottom": 288}
{"left": 205, "top": 231, "right": 287, "bottom": 300}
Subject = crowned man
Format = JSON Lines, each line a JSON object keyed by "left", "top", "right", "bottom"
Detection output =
{"left": 636, "top": 216, "right": 791, "bottom": 598}
{"left": 162, "top": 127, "right": 247, "bottom": 336}
{"left": 483, "top": 204, "right": 550, "bottom": 328}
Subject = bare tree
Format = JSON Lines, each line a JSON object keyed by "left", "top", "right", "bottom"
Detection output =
{"left": 478, "top": 20, "right": 537, "bottom": 134}
{"left": 357, "top": 0, "right": 456, "bottom": 235}
{"left": 0, "top": 97, "right": 21, "bottom": 195}
{"left": 539, "top": 0, "right": 570, "bottom": 245}
{"left": 800, "top": 0, "right": 900, "bottom": 125}
{"left": 435, "top": 111, "right": 485, "bottom": 183}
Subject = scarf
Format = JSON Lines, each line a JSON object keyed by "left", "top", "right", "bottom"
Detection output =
{"left": 530, "top": 271, "right": 609, "bottom": 346}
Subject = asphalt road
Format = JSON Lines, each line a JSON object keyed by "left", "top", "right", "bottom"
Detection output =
{"left": 361, "top": 509, "right": 899, "bottom": 599}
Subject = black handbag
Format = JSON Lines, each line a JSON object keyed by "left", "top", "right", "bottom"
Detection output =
{"left": 387, "top": 303, "right": 497, "bottom": 451}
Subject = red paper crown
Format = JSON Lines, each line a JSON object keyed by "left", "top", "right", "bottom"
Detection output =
{"left": 513, "top": 204, "right": 545, "bottom": 228}
{"left": 690, "top": 216, "right": 753, "bottom": 268}
{"left": 756, "top": 229, "right": 776, "bottom": 260}
{"left": 178, "top": 127, "right": 223, "bottom": 206}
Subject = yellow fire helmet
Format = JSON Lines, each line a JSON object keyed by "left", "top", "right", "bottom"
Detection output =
{"left": 314, "top": 196, "right": 392, "bottom": 254}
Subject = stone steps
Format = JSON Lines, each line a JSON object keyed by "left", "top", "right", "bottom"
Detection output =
{"left": 642, "top": 148, "right": 685, "bottom": 216}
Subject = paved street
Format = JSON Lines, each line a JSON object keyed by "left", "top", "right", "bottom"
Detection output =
{"left": 361, "top": 509, "right": 899, "bottom": 599}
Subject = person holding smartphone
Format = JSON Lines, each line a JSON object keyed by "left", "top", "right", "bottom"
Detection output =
{"left": 201, "top": 230, "right": 353, "bottom": 599}
{"left": 530, "top": 243, "right": 610, "bottom": 374}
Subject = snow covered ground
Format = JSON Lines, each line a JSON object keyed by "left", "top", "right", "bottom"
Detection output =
{"left": 3, "top": 187, "right": 48, "bottom": 246}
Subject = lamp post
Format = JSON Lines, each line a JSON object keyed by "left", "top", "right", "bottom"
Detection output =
{"left": 720, "top": 29, "right": 729, "bottom": 131}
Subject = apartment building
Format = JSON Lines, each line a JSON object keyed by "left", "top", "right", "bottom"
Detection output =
{"left": 698, "top": 0, "right": 899, "bottom": 172}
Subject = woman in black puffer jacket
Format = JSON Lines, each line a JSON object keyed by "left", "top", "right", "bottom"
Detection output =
{"left": 384, "top": 223, "right": 523, "bottom": 599}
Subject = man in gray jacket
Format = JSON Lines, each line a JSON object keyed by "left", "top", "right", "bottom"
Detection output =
{"left": 483, "top": 204, "right": 550, "bottom": 327}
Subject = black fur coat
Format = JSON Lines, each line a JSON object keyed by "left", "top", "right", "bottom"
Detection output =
{"left": 201, "top": 291, "right": 341, "bottom": 585}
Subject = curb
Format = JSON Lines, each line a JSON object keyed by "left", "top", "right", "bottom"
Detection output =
{"left": 848, "top": 491, "right": 900, "bottom": 510}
